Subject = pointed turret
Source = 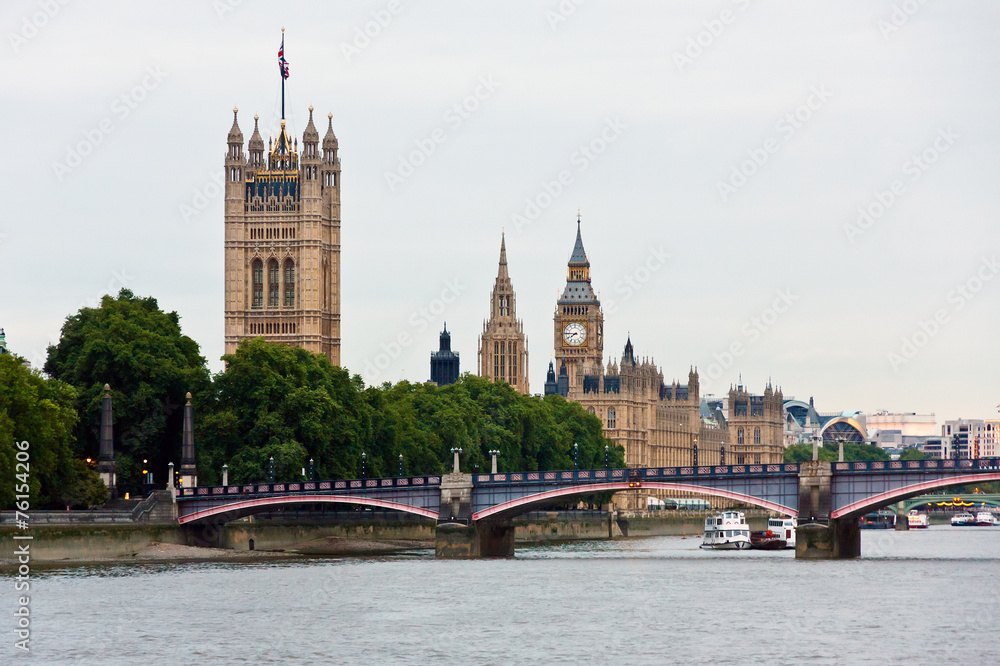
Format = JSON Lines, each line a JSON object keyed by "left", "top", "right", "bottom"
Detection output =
{"left": 302, "top": 105, "right": 319, "bottom": 162}
{"left": 623, "top": 335, "right": 635, "bottom": 365}
{"left": 480, "top": 231, "right": 529, "bottom": 394}
{"left": 323, "top": 112, "right": 338, "bottom": 163}
{"left": 248, "top": 113, "right": 264, "bottom": 167}
{"left": 227, "top": 107, "right": 243, "bottom": 154}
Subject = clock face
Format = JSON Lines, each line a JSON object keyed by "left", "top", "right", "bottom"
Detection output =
{"left": 563, "top": 322, "right": 586, "bottom": 346}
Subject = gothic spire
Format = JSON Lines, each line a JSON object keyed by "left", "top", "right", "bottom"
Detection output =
{"left": 303, "top": 104, "right": 319, "bottom": 142}
{"left": 497, "top": 231, "right": 509, "bottom": 280}
{"left": 227, "top": 106, "right": 243, "bottom": 143}
{"left": 569, "top": 214, "right": 589, "bottom": 266}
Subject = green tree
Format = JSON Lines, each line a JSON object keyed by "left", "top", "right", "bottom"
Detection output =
{"left": 784, "top": 440, "right": 890, "bottom": 463}
{"left": 0, "top": 353, "right": 103, "bottom": 509}
{"left": 43, "top": 289, "right": 211, "bottom": 496}
{"left": 200, "top": 337, "right": 370, "bottom": 484}
{"left": 899, "top": 447, "right": 927, "bottom": 461}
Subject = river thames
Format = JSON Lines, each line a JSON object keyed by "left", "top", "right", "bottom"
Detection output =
{"left": 9, "top": 526, "right": 1000, "bottom": 665}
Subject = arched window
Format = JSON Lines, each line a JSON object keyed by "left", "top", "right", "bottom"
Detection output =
{"left": 753, "top": 427, "right": 761, "bottom": 446}
{"left": 608, "top": 408, "right": 616, "bottom": 429}
{"left": 283, "top": 259, "right": 295, "bottom": 307}
{"left": 251, "top": 259, "right": 263, "bottom": 308}
{"left": 588, "top": 407, "right": 595, "bottom": 414}
{"left": 268, "top": 259, "right": 279, "bottom": 307}
{"left": 737, "top": 428, "right": 744, "bottom": 446}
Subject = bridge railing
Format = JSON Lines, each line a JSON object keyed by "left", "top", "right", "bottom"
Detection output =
{"left": 473, "top": 463, "right": 801, "bottom": 486}
{"left": 177, "top": 475, "right": 443, "bottom": 500}
{"left": 832, "top": 458, "right": 1000, "bottom": 473}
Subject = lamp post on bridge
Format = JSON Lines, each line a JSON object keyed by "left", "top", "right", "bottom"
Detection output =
{"left": 450, "top": 447, "right": 463, "bottom": 474}
{"left": 268, "top": 456, "right": 275, "bottom": 483}
{"left": 693, "top": 442, "right": 698, "bottom": 468}
{"left": 720, "top": 444, "right": 725, "bottom": 466}
{"left": 222, "top": 464, "right": 229, "bottom": 487}
{"left": 398, "top": 454, "right": 404, "bottom": 478}
{"left": 573, "top": 443, "right": 579, "bottom": 471}
{"left": 308, "top": 458, "right": 315, "bottom": 482}
{"left": 361, "top": 452, "right": 367, "bottom": 480}
{"left": 489, "top": 450, "right": 500, "bottom": 474}
{"left": 605, "top": 445, "right": 609, "bottom": 470}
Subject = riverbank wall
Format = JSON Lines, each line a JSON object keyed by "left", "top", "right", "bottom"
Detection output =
{"left": 0, "top": 510, "right": 774, "bottom": 565}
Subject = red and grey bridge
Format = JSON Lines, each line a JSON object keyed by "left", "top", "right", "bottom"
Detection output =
{"left": 175, "top": 457, "right": 1000, "bottom": 559}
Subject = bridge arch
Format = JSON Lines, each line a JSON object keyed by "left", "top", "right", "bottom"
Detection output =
{"left": 832, "top": 472, "right": 1000, "bottom": 520}
{"left": 178, "top": 494, "right": 438, "bottom": 526}
{"left": 472, "top": 481, "right": 797, "bottom": 522}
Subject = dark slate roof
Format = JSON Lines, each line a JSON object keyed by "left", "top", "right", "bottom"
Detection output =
{"left": 569, "top": 224, "right": 589, "bottom": 265}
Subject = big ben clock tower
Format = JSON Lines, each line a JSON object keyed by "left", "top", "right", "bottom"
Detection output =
{"left": 553, "top": 216, "right": 604, "bottom": 393}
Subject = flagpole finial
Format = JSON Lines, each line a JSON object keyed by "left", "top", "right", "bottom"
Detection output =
{"left": 282, "top": 26, "right": 285, "bottom": 33}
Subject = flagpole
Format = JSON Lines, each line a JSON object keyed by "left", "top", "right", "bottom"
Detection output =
{"left": 281, "top": 27, "right": 285, "bottom": 121}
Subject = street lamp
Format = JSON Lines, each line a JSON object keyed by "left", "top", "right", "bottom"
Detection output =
{"left": 361, "top": 452, "right": 367, "bottom": 479}
{"left": 222, "top": 464, "right": 229, "bottom": 486}
{"left": 398, "top": 454, "right": 404, "bottom": 478}
{"left": 450, "top": 447, "right": 463, "bottom": 474}
{"left": 605, "top": 445, "right": 610, "bottom": 470}
{"left": 720, "top": 444, "right": 725, "bottom": 466}
{"left": 489, "top": 450, "right": 500, "bottom": 474}
{"left": 693, "top": 442, "right": 699, "bottom": 468}
{"left": 268, "top": 456, "right": 275, "bottom": 483}
{"left": 573, "top": 442, "right": 579, "bottom": 471}
{"left": 308, "top": 458, "right": 315, "bottom": 482}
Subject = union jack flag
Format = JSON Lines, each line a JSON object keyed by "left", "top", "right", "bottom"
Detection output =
{"left": 278, "top": 35, "right": 289, "bottom": 79}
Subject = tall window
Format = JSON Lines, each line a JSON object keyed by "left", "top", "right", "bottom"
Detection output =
{"left": 267, "top": 260, "right": 279, "bottom": 307}
{"left": 252, "top": 260, "right": 263, "bottom": 308}
{"left": 737, "top": 428, "right": 745, "bottom": 446}
{"left": 283, "top": 259, "right": 295, "bottom": 307}
{"left": 508, "top": 341, "right": 516, "bottom": 381}
{"left": 608, "top": 408, "right": 616, "bottom": 429}
{"left": 494, "top": 341, "right": 500, "bottom": 379}
{"left": 753, "top": 427, "right": 761, "bottom": 446}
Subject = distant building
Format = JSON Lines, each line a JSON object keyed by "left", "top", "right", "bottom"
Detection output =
{"left": 430, "top": 324, "right": 460, "bottom": 386}
{"left": 941, "top": 419, "right": 986, "bottom": 459}
{"left": 477, "top": 233, "right": 529, "bottom": 394}
{"left": 866, "top": 411, "right": 936, "bottom": 449}
{"left": 0, "top": 328, "right": 7, "bottom": 354}
{"left": 783, "top": 396, "right": 868, "bottom": 446}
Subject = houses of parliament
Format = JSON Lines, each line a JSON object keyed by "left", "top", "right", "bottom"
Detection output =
{"left": 222, "top": 101, "right": 782, "bottom": 510}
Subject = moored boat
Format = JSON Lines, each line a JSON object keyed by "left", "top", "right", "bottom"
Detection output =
{"left": 973, "top": 510, "right": 998, "bottom": 526}
{"left": 765, "top": 516, "right": 797, "bottom": 548}
{"left": 860, "top": 510, "right": 895, "bottom": 529}
{"left": 907, "top": 510, "right": 929, "bottom": 529}
{"left": 951, "top": 512, "right": 976, "bottom": 526}
{"left": 749, "top": 530, "right": 786, "bottom": 550}
{"left": 701, "top": 511, "right": 751, "bottom": 550}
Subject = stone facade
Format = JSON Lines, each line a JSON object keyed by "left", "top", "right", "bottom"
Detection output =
{"left": 478, "top": 234, "right": 529, "bottom": 394}
{"left": 224, "top": 106, "right": 341, "bottom": 365}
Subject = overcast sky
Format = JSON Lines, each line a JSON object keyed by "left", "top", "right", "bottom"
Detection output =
{"left": 3, "top": 1, "right": 998, "bottom": 424}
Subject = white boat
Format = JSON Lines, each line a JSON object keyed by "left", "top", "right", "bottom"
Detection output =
{"left": 701, "top": 511, "right": 751, "bottom": 550}
{"left": 974, "top": 510, "right": 998, "bottom": 526}
{"left": 907, "top": 510, "right": 930, "bottom": 529}
{"left": 765, "top": 517, "right": 797, "bottom": 548}
{"left": 951, "top": 512, "right": 975, "bottom": 526}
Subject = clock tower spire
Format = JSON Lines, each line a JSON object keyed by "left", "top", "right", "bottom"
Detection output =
{"left": 553, "top": 214, "right": 603, "bottom": 394}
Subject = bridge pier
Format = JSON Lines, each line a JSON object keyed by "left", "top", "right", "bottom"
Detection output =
{"left": 894, "top": 502, "right": 909, "bottom": 531}
{"left": 796, "top": 460, "right": 860, "bottom": 559}
{"left": 796, "top": 518, "right": 860, "bottom": 559}
{"left": 435, "top": 519, "right": 514, "bottom": 559}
